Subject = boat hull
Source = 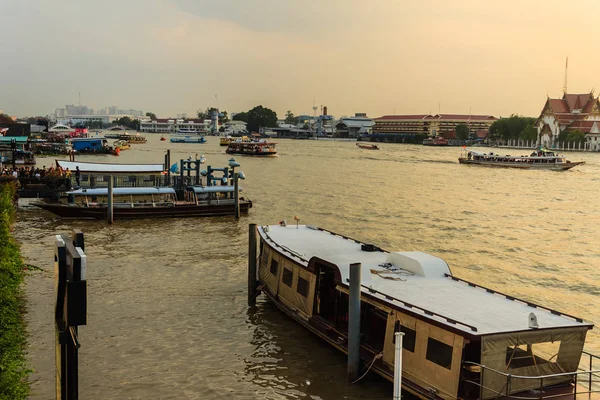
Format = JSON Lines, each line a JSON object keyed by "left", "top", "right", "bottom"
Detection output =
{"left": 35, "top": 200, "right": 252, "bottom": 220}
{"left": 458, "top": 158, "right": 584, "bottom": 170}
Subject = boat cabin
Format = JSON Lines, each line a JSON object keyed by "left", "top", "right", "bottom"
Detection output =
{"left": 226, "top": 141, "right": 277, "bottom": 155}
{"left": 67, "top": 187, "right": 177, "bottom": 208}
{"left": 256, "top": 224, "right": 596, "bottom": 400}
{"left": 68, "top": 137, "right": 109, "bottom": 152}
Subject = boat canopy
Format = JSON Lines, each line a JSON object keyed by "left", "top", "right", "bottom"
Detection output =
{"left": 56, "top": 160, "right": 165, "bottom": 174}
{"left": 67, "top": 187, "right": 176, "bottom": 196}
{"left": 188, "top": 186, "right": 237, "bottom": 193}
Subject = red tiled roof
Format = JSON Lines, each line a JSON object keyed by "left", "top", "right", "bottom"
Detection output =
{"left": 375, "top": 114, "right": 431, "bottom": 120}
{"left": 563, "top": 93, "right": 592, "bottom": 111}
{"left": 548, "top": 99, "right": 569, "bottom": 113}
{"left": 151, "top": 118, "right": 205, "bottom": 123}
{"left": 429, "top": 114, "right": 497, "bottom": 121}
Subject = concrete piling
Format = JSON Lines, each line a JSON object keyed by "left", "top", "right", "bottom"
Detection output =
{"left": 248, "top": 223, "right": 258, "bottom": 306}
{"left": 348, "top": 262, "right": 362, "bottom": 381}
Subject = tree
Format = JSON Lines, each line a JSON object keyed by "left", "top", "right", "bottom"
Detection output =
{"left": 519, "top": 124, "right": 537, "bottom": 141}
{"left": 113, "top": 116, "right": 140, "bottom": 130}
{"left": 455, "top": 123, "right": 470, "bottom": 140}
{"left": 219, "top": 111, "right": 229, "bottom": 124}
{"left": 284, "top": 110, "right": 299, "bottom": 125}
{"left": 145, "top": 112, "right": 157, "bottom": 120}
{"left": 489, "top": 115, "right": 535, "bottom": 142}
{"left": 0, "top": 114, "right": 14, "bottom": 124}
{"left": 246, "top": 105, "right": 277, "bottom": 133}
{"left": 566, "top": 130, "right": 586, "bottom": 143}
{"left": 232, "top": 112, "right": 248, "bottom": 123}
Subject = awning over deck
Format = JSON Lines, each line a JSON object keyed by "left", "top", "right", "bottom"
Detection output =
{"left": 56, "top": 160, "right": 165, "bottom": 174}
{"left": 67, "top": 187, "right": 176, "bottom": 196}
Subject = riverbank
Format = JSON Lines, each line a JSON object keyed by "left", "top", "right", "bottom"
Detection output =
{"left": 0, "top": 183, "right": 30, "bottom": 400}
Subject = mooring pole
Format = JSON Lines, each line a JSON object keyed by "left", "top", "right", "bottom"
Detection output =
{"left": 166, "top": 149, "right": 171, "bottom": 186}
{"left": 107, "top": 175, "right": 114, "bottom": 224}
{"left": 348, "top": 262, "right": 362, "bottom": 382}
{"left": 234, "top": 172, "right": 240, "bottom": 219}
{"left": 248, "top": 223, "right": 258, "bottom": 306}
{"left": 393, "top": 331, "right": 405, "bottom": 400}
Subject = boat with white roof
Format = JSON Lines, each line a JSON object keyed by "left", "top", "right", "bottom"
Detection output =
{"left": 254, "top": 223, "right": 598, "bottom": 400}
{"left": 459, "top": 148, "right": 584, "bottom": 170}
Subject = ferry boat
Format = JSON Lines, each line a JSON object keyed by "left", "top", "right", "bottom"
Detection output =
{"left": 356, "top": 143, "right": 380, "bottom": 150}
{"left": 254, "top": 223, "right": 598, "bottom": 400}
{"left": 170, "top": 136, "right": 207, "bottom": 144}
{"left": 226, "top": 141, "right": 276, "bottom": 156}
{"left": 34, "top": 186, "right": 252, "bottom": 220}
{"left": 459, "top": 148, "right": 584, "bottom": 170}
{"left": 177, "top": 128, "right": 199, "bottom": 134}
{"left": 220, "top": 136, "right": 234, "bottom": 146}
{"left": 112, "top": 140, "right": 130, "bottom": 150}
{"left": 423, "top": 137, "right": 449, "bottom": 146}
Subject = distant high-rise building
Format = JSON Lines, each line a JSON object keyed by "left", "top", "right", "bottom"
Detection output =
{"left": 108, "top": 106, "right": 118, "bottom": 115}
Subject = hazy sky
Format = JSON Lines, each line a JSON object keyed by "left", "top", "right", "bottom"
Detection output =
{"left": 2, "top": 0, "right": 600, "bottom": 119}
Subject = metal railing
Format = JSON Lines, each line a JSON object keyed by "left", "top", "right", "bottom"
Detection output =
{"left": 462, "top": 351, "right": 600, "bottom": 400}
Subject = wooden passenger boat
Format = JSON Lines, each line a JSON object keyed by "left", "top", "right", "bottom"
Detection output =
{"left": 459, "top": 148, "right": 584, "bottom": 170}
{"left": 255, "top": 223, "right": 598, "bottom": 400}
{"left": 356, "top": 143, "right": 379, "bottom": 150}
{"left": 226, "top": 141, "right": 276, "bottom": 156}
{"left": 34, "top": 186, "right": 251, "bottom": 219}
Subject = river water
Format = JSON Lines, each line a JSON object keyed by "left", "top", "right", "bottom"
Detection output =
{"left": 16, "top": 135, "right": 600, "bottom": 399}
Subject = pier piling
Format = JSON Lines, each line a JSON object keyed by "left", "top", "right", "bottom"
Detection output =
{"left": 234, "top": 173, "right": 240, "bottom": 219}
{"left": 348, "top": 262, "right": 362, "bottom": 382}
{"left": 248, "top": 223, "right": 258, "bottom": 306}
{"left": 393, "top": 331, "right": 405, "bottom": 400}
{"left": 107, "top": 176, "right": 113, "bottom": 224}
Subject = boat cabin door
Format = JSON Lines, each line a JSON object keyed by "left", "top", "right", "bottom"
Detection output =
{"left": 314, "top": 262, "right": 338, "bottom": 325}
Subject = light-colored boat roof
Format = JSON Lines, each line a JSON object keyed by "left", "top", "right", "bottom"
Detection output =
{"left": 188, "top": 186, "right": 238, "bottom": 193}
{"left": 56, "top": 160, "right": 165, "bottom": 174}
{"left": 259, "top": 224, "right": 592, "bottom": 337}
{"left": 67, "top": 187, "right": 175, "bottom": 196}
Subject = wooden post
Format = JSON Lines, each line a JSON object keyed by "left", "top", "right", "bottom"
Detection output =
{"left": 248, "top": 223, "right": 258, "bottom": 306}
{"left": 234, "top": 172, "right": 240, "bottom": 219}
{"left": 166, "top": 150, "right": 171, "bottom": 187}
{"left": 348, "top": 262, "right": 362, "bottom": 381}
{"left": 107, "top": 176, "right": 113, "bottom": 224}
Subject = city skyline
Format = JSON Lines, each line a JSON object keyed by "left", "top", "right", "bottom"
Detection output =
{"left": 2, "top": 0, "right": 600, "bottom": 119}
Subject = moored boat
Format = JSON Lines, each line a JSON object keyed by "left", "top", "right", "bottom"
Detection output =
{"left": 459, "top": 148, "right": 584, "bottom": 170}
{"left": 34, "top": 186, "right": 252, "bottom": 220}
{"left": 423, "top": 137, "right": 449, "bottom": 146}
{"left": 253, "top": 223, "right": 598, "bottom": 400}
{"left": 170, "top": 136, "right": 207, "bottom": 144}
{"left": 226, "top": 141, "right": 276, "bottom": 156}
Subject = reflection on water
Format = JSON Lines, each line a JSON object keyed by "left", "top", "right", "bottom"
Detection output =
{"left": 18, "top": 137, "right": 600, "bottom": 399}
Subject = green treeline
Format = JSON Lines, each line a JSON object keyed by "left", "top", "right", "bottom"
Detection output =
{"left": 488, "top": 115, "right": 537, "bottom": 142}
{"left": 0, "top": 183, "right": 30, "bottom": 400}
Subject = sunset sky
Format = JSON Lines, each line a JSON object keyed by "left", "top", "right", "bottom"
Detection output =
{"left": 2, "top": 0, "right": 600, "bottom": 119}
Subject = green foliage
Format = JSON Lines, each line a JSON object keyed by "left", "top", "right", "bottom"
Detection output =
{"left": 557, "top": 130, "right": 568, "bottom": 142}
{"left": 246, "top": 105, "right": 278, "bottom": 133}
{"left": 145, "top": 112, "right": 157, "bottom": 120}
{"left": 197, "top": 107, "right": 228, "bottom": 124}
{"left": 489, "top": 115, "right": 536, "bottom": 141}
{"left": 566, "top": 130, "right": 586, "bottom": 143}
{"left": 455, "top": 123, "right": 470, "bottom": 140}
{"left": 0, "top": 183, "right": 30, "bottom": 400}
{"left": 284, "top": 110, "right": 299, "bottom": 125}
{"left": 112, "top": 117, "right": 140, "bottom": 130}
{"left": 232, "top": 112, "right": 248, "bottom": 123}
{"left": 519, "top": 124, "right": 538, "bottom": 141}
{"left": 0, "top": 114, "right": 14, "bottom": 124}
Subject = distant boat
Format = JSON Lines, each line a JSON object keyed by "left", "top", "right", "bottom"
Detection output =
{"left": 170, "top": 136, "right": 207, "bottom": 144}
{"left": 160, "top": 136, "right": 167, "bottom": 141}
{"left": 458, "top": 148, "right": 585, "bottom": 170}
{"left": 226, "top": 141, "right": 276, "bottom": 156}
{"left": 177, "top": 128, "right": 199, "bottom": 134}
{"left": 356, "top": 143, "right": 379, "bottom": 150}
{"left": 423, "top": 137, "right": 449, "bottom": 146}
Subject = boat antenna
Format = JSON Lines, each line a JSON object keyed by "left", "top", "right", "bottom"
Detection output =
{"left": 563, "top": 57, "right": 568, "bottom": 94}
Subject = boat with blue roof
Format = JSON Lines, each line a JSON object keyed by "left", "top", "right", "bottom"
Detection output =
{"left": 170, "top": 136, "right": 207, "bottom": 144}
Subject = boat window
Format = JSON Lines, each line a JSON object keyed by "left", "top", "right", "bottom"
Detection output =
{"left": 282, "top": 267, "right": 293, "bottom": 287}
{"left": 361, "top": 304, "right": 387, "bottom": 351}
{"left": 426, "top": 337, "right": 453, "bottom": 370}
{"left": 505, "top": 341, "right": 561, "bottom": 369}
{"left": 296, "top": 276, "right": 309, "bottom": 297}
{"left": 393, "top": 320, "right": 416, "bottom": 352}
{"left": 270, "top": 259, "right": 278, "bottom": 276}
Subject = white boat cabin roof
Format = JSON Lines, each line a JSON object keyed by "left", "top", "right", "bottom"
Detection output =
{"left": 188, "top": 186, "right": 238, "bottom": 193}
{"left": 259, "top": 224, "right": 592, "bottom": 337}
{"left": 56, "top": 160, "right": 165, "bottom": 174}
{"left": 67, "top": 187, "right": 176, "bottom": 196}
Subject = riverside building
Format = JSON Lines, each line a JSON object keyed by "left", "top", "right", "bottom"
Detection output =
{"left": 373, "top": 114, "right": 497, "bottom": 137}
